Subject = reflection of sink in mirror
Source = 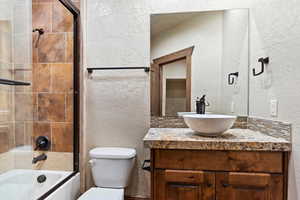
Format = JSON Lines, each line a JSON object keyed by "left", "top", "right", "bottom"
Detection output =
{"left": 177, "top": 112, "right": 212, "bottom": 117}
{"left": 183, "top": 114, "right": 237, "bottom": 137}
{"left": 150, "top": 9, "right": 249, "bottom": 117}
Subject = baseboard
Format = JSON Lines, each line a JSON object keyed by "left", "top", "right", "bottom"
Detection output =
{"left": 125, "top": 196, "right": 150, "bottom": 200}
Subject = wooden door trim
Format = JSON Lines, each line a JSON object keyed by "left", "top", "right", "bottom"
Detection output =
{"left": 151, "top": 46, "right": 194, "bottom": 116}
{"left": 153, "top": 46, "right": 194, "bottom": 64}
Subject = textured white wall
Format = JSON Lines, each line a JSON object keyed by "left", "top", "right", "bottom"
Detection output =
{"left": 151, "top": 11, "right": 223, "bottom": 113}
{"left": 84, "top": 0, "right": 300, "bottom": 198}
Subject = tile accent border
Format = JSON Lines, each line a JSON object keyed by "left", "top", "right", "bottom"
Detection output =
{"left": 151, "top": 116, "right": 248, "bottom": 129}
{"left": 232, "top": 116, "right": 248, "bottom": 129}
{"left": 150, "top": 116, "right": 188, "bottom": 128}
{"left": 150, "top": 116, "right": 292, "bottom": 141}
{"left": 247, "top": 117, "right": 292, "bottom": 141}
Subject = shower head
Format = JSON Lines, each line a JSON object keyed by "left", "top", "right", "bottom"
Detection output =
{"left": 32, "top": 28, "right": 44, "bottom": 35}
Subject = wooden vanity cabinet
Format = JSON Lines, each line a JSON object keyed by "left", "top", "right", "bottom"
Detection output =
{"left": 151, "top": 149, "right": 289, "bottom": 200}
{"left": 154, "top": 170, "right": 215, "bottom": 200}
{"left": 216, "top": 172, "right": 283, "bottom": 200}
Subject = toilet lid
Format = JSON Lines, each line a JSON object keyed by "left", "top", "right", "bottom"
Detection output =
{"left": 78, "top": 188, "right": 124, "bottom": 200}
{"left": 89, "top": 147, "right": 136, "bottom": 159}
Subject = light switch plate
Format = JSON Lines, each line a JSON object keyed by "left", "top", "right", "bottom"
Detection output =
{"left": 270, "top": 99, "right": 278, "bottom": 117}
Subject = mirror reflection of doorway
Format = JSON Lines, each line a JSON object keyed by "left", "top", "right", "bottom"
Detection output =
{"left": 162, "top": 60, "right": 187, "bottom": 116}
{"left": 151, "top": 46, "right": 194, "bottom": 116}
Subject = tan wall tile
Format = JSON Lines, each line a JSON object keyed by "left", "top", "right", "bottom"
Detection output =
{"left": 15, "top": 94, "right": 34, "bottom": 121}
{"left": 38, "top": 33, "right": 66, "bottom": 63}
{"left": 0, "top": 32, "right": 12, "bottom": 63}
{"left": 0, "top": 125, "right": 10, "bottom": 153}
{"left": 33, "top": 63, "right": 51, "bottom": 92}
{"left": 30, "top": 0, "right": 77, "bottom": 154}
{"left": 32, "top": 3, "right": 52, "bottom": 32}
{"left": 66, "top": 93, "right": 73, "bottom": 122}
{"left": 15, "top": 122, "right": 25, "bottom": 147}
{"left": 38, "top": 93, "right": 65, "bottom": 122}
{"left": 51, "top": 64, "right": 73, "bottom": 92}
{"left": 14, "top": 71, "right": 26, "bottom": 93}
{"left": 25, "top": 122, "right": 33, "bottom": 146}
{"left": 0, "top": 91, "right": 13, "bottom": 122}
{"left": 32, "top": 34, "right": 39, "bottom": 63}
{"left": 0, "top": 66, "right": 13, "bottom": 93}
{"left": 23, "top": 70, "right": 33, "bottom": 93}
{"left": 33, "top": 151, "right": 73, "bottom": 171}
{"left": 52, "top": 2, "right": 73, "bottom": 32}
{"left": 51, "top": 122, "right": 73, "bottom": 152}
{"left": 66, "top": 33, "right": 73, "bottom": 62}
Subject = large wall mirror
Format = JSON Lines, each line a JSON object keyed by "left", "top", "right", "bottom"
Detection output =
{"left": 150, "top": 9, "right": 249, "bottom": 117}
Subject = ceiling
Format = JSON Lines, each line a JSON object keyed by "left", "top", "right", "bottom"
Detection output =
{"left": 151, "top": 12, "right": 204, "bottom": 37}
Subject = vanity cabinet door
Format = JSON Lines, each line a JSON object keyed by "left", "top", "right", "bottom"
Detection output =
{"left": 216, "top": 172, "right": 283, "bottom": 200}
{"left": 154, "top": 169, "right": 215, "bottom": 200}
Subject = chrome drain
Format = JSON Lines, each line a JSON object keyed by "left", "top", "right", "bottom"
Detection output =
{"left": 37, "top": 175, "right": 47, "bottom": 183}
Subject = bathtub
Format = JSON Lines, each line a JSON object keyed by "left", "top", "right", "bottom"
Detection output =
{"left": 0, "top": 169, "right": 73, "bottom": 200}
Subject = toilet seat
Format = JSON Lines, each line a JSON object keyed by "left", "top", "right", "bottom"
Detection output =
{"left": 78, "top": 188, "right": 124, "bottom": 200}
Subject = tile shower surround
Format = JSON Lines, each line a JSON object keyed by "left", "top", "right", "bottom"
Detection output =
{"left": 0, "top": 20, "right": 14, "bottom": 154}
{"left": 11, "top": 0, "right": 81, "bottom": 153}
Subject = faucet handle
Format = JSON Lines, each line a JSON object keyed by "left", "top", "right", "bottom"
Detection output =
{"left": 205, "top": 100, "right": 210, "bottom": 107}
{"left": 35, "top": 136, "right": 51, "bottom": 151}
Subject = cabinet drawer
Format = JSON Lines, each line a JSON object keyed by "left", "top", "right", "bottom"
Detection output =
{"left": 154, "top": 150, "right": 283, "bottom": 173}
{"left": 165, "top": 170, "right": 204, "bottom": 184}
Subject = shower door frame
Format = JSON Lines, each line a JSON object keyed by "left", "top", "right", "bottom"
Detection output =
{"left": 37, "top": 0, "right": 80, "bottom": 199}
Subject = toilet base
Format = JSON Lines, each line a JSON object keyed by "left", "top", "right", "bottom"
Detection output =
{"left": 78, "top": 187, "right": 124, "bottom": 200}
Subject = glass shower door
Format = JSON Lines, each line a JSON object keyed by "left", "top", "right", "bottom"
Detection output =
{"left": 0, "top": 0, "right": 79, "bottom": 199}
{"left": 0, "top": 0, "right": 34, "bottom": 199}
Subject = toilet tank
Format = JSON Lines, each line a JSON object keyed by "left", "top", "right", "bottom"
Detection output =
{"left": 89, "top": 147, "right": 136, "bottom": 188}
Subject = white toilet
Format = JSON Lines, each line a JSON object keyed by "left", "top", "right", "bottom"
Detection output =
{"left": 78, "top": 147, "right": 136, "bottom": 200}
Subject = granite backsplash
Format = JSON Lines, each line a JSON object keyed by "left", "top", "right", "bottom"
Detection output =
{"left": 150, "top": 116, "right": 291, "bottom": 141}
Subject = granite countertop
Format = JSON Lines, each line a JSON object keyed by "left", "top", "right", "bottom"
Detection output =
{"left": 143, "top": 128, "right": 291, "bottom": 151}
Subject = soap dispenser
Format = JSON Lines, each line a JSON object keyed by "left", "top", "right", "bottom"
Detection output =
{"left": 196, "top": 95, "right": 206, "bottom": 114}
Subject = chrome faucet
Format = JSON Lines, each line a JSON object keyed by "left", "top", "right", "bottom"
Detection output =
{"left": 32, "top": 153, "right": 47, "bottom": 164}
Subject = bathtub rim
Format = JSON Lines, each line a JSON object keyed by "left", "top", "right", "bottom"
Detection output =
{"left": 37, "top": 171, "right": 78, "bottom": 200}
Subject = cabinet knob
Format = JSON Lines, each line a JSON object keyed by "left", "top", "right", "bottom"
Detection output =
{"left": 206, "top": 183, "right": 212, "bottom": 187}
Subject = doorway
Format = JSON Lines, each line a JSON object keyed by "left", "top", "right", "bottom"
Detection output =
{"left": 151, "top": 46, "right": 194, "bottom": 116}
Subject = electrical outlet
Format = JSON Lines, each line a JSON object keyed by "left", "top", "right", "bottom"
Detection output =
{"left": 270, "top": 99, "right": 278, "bottom": 117}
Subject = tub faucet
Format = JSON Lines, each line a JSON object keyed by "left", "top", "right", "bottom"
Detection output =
{"left": 32, "top": 153, "right": 47, "bottom": 164}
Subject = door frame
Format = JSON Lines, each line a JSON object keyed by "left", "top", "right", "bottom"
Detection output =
{"left": 151, "top": 46, "right": 194, "bottom": 116}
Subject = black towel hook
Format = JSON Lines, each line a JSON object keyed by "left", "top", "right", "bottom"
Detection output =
{"left": 253, "top": 57, "right": 269, "bottom": 76}
{"left": 228, "top": 72, "right": 239, "bottom": 85}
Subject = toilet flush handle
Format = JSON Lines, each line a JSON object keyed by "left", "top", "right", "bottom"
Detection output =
{"left": 89, "top": 159, "right": 95, "bottom": 166}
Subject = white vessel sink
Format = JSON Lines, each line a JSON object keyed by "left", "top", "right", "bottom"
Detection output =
{"left": 177, "top": 112, "right": 196, "bottom": 117}
{"left": 177, "top": 111, "right": 212, "bottom": 117}
{"left": 183, "top": 114, "right": 237, "bottom": 137}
